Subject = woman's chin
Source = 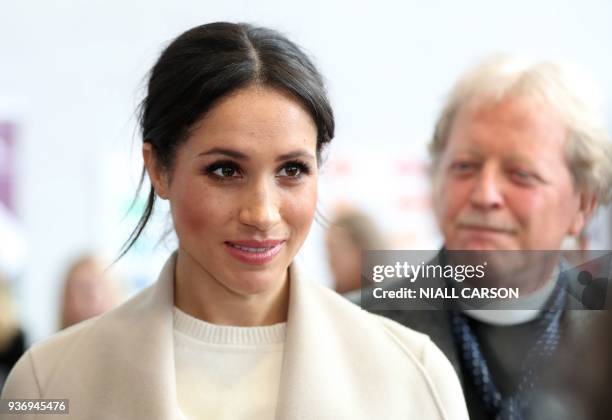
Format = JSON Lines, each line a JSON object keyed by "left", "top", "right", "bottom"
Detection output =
{"left": 222, "top": 269, "right": 288, "bottom": 297}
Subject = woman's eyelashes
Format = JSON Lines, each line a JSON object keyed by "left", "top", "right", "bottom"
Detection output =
{"left": 203, "top": 159, "right": 312, "bottom": 182}
{"left": 205, "top": 160, "right": 242, "bottom": 180}
{"left": 276, "top": 160, "right": 311, "bottom": 180}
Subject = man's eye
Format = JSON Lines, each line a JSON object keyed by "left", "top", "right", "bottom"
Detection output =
{"left": 450, "top": 161, "right": 476, "bottom": 173}
{"left": 511, "top": 169, "right": 536, "bottom": 184}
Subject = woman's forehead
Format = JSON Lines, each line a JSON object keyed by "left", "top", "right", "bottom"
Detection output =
{"left": 196, "top": 86, "right": 316, "bottom": 131}
{"left": 181, "top": 87, "right": 318, "bottom": 157}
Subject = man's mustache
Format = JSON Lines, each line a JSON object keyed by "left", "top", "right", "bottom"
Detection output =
{"left": 456, "top": 214, "right": 518, "bottom": 234}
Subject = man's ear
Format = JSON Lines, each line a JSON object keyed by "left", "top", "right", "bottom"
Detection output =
{"left": 143, "top": 143, "right": 170, "bottom": 199}
{"left": 568, "top": 192, "right": 598, "bottom": 236}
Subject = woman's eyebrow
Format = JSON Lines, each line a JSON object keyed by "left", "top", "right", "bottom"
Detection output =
{"left": 197, "top": 147, "right": 248, "bottom": 160}
{"left": 197, "top": 148, "right": 315, "bottom": 162}
{"left": 276, "top": 150, "right": 315, "bottom": 161}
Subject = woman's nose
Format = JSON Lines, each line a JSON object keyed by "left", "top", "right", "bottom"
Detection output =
{"left": 238, "top": 180, "right": 282, "bottom": 231}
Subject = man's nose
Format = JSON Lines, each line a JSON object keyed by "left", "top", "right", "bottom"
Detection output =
{"left": 469, "top": 165, "right": 504, "bottom": 211}
{"left": 238, "top": 180, "right": 282, "bottom": 231}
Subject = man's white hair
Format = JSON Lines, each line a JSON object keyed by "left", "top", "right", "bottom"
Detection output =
{"left": 429, "top": 55, "right": 612, "bottom": 204}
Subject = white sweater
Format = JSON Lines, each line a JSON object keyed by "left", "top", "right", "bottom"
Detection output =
{"left": 173, "top": 307, "right": 286, "bottom": 420}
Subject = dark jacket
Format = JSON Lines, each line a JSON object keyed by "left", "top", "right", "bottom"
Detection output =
{"left": 361, "top": 249, "right": 611, "bottom": 419}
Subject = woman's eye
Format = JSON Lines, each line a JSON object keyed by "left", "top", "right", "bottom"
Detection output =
{"left": 214, "top": 166, "right": 237, "bottom": 178}
{"left": 279, "top": 165, "right": 301, "bottom": 178}
{"left": 277, "top": 162, "right": 309, "bottom": 179}
{"left": 205, "top": 161, "right": 242, "bottom": 179}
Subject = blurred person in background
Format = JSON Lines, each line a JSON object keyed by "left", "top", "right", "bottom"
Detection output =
{"left": 59, "top": 254, "right": 121, "bottom": 329}
{"left": 364, "top": 55, "right": 612, "bottom": 419}
{"left": 2, "top": 22, "right": 468, "bottom": 419}
{"left": 325, "top": 208, "right": 386, "bottom": 296}
{"left": 0, "top": 272, "right": 25, "bottom": 392}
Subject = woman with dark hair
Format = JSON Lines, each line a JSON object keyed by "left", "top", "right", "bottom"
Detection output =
{"left": 2, "top": 23, "right": 467, "bottom": 419}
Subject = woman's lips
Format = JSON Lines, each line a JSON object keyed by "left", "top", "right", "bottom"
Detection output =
{"left": 224, "top": 240, "right": 286, "bottom": 265}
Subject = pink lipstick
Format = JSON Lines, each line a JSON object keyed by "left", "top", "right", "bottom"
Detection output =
{"left": 224, "top": 240, "right": 285, "bottom": 265}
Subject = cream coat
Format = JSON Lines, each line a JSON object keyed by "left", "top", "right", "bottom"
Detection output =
{"left": 2, "top": 254, "right": 468, "bottom": 419}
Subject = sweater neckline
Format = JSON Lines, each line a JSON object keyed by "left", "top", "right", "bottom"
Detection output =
{"left": 173, "top": 307, "right": 286, "bottom": 345}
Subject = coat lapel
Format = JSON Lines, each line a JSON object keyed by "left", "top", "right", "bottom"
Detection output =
{"left": 275, "top": 265, "right": 449, "bottom": 420}
{"left": 275, "top": 264, "right": 357, "bottom": 419}
{"left": 45, "top": 254, "right": 181, "bottom": 419}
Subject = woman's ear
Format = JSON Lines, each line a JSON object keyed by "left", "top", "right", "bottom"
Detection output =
{"left": 143, "top": 143, "right": 170, "bottom": 199}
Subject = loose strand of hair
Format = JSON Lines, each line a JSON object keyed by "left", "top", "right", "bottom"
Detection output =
{"left": 114, "top": 182, "right": 156, "bottom": 263}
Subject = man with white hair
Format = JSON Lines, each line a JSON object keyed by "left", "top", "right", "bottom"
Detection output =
{"left": 366, "top": 56, "right": 612, "bottom": 419}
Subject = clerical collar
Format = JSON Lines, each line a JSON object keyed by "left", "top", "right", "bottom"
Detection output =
{"left": 461, "top": 266, "right": 560, "bottom": 326}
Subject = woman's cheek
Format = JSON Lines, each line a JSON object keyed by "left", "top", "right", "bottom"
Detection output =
{"left": 171, "top": 182, "right": 226, "bottom": 238}
{"left": 288, "top": 183, "right": 318, "bottom": 236}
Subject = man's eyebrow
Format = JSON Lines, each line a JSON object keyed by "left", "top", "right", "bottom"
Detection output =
{"left": 197, "top": 148, "right": 248, "bottom": 160}
{"left": 276, "top": 150, "right": 315, "bottom": 161}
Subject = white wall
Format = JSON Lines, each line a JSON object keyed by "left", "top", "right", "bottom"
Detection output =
{"left": 0, "top": 0, "right": 611, "bottom": 341}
